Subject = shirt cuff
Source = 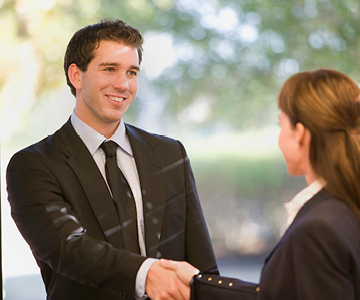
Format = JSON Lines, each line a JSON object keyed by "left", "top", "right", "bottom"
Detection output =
{"left": 135, "top": 258, "right": 158, "bottom": 299}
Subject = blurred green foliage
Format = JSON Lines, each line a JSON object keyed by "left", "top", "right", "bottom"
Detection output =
{"left": 1, "top": 0, "right": 359, "bottom": 256}
{"left": 1, "top": 0, "right": 360, "bottom": 141}
{"left": 191, "top": 152, "right": 306, "bottom": 256}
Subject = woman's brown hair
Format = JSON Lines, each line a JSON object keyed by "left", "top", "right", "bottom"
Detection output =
{"left": 278, "top": 69, "right": 360, "bottom": 220}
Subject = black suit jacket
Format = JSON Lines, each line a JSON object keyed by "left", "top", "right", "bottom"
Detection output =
{"left": 6, "top": 119, "right": 217, "bottom": 300}
{"left": 190, "top": 189, "right": 360, "bottom": 300}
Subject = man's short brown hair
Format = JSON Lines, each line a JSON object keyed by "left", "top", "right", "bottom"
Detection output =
{"left": 64, "top": 19, "right": 143, "bottom": 96}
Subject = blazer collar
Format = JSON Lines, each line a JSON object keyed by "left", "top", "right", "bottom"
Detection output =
{"left": 58, "top": 119, "right": 125, "bottom": 249}
{"left": 264, "top": 189, "right": 330, "bottom": 264}
{"left": 58, "top": 119, "right": 166, "bottom": 257}
{"left": 126, "top": 124, "right": 165, "bottom": 258}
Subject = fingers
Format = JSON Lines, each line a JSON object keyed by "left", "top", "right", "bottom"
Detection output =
{"left": 176, "top": 277, "right": 190, "bottom": 300}
{"left": 159, "top": 258, "right": 179, "bottom": 270}
{"left": 146, "top": 261, "right": 190, "bottom": 300}
{"left": 160, "top": 259, "right": 200, "bottom": 285}
{"left": 160, "top": 259, "right": 199, "bottom": 274}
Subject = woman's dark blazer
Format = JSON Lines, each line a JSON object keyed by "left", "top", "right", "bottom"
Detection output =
{"left": 258, "top": 189, "right": 360, "bottom": 299}
{"left": 191, "top": 189, "right": 360, "bottom": 300}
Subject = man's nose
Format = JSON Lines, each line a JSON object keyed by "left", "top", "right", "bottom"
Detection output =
{"left": 113, "top": 72, "right": 129, "bottom": 90}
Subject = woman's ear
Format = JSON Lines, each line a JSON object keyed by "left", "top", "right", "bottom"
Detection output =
{"left": 68, "top": 63, "right": 82, "bottom": 91}
{"left": 295, "top": 122, "right": 311, "bottom": 148}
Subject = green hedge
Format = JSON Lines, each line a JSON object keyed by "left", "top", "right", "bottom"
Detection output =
{"left": 189, "top": 155, "right": 307, "bottom": 257}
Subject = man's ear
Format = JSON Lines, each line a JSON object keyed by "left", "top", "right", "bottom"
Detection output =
{"left": 68, "top": 63, "right": 82, "bottom": 91}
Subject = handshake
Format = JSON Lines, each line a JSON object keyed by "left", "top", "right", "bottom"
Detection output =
{"left": 145, "top": 259, "right": 200, "bottom": 300}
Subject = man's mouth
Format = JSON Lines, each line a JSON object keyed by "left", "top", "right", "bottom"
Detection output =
{"left": 108, "top": 95, "right": 125, "bottom": 102}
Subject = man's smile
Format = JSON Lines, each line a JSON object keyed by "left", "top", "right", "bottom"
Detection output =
{"left": 107, "top": 95, "right": 126, "bottom": 102}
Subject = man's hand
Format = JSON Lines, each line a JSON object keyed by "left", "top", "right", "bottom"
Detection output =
{"left": 145, "top": 261, "right": 191, "bottom": 300}
{"left": 160, "top": 259, "right": 199, "bottom": 286}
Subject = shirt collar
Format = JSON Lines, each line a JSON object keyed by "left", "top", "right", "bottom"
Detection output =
{"left": 110, "top": 118, "right": 133, "bottom": 156}
{"left": 70, "top": 111, "right": 133, "bottom": 157}
{"left": 290, "top": 178, "right": 325, "bottom": 205}
{"left": 284, "top": 178, "right": 326, "bottom": 226}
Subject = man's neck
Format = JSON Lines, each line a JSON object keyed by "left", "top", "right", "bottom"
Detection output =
{"left": 73, "top": 110, "right": 120, "bottom": 139}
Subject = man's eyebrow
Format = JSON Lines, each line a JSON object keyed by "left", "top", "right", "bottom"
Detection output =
{"left": 99, "top": 62, "right": 140, "bottom": 71}
{"left": 131, "top": 65, "right": 140, "bottom": 71}
{"left": 99, "top": 62, "right": 119, "bottom": 67}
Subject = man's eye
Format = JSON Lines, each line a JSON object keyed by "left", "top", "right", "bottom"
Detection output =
{"left": 128, "top": 71, "right": 137, "bottom": 76}
{"left": 105, "top": 68, "right": 115, "bottom": 72}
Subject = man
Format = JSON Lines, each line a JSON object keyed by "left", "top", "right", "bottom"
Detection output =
{"left": 6, "top": 19, "right": 217, "bottom": 300}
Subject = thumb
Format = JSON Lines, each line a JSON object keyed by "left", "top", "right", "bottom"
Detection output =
{"left": 159, "top": 259, "right": 179, "bottom": 271}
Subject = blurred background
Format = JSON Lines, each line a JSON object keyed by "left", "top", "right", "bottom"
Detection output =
{"left": 1, "top": 0, "right": 360, "bottom": 298}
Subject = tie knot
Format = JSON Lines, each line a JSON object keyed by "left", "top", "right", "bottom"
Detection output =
{"left": 100, "top": 141, "right": 117, "bottom": 158}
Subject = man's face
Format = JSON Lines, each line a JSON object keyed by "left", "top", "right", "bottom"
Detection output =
{"left": 73, "top": 40, "right": 139, "bottom": 136}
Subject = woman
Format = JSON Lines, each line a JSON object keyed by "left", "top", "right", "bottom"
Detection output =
{"left": 161, "top": 69, "right": 360, "bottom": 300}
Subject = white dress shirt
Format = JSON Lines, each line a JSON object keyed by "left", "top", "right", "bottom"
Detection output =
{"left": 71, "top": 112, "right": 156, "bottom": 299}
{"left": 284, "top": 178, "right": 326, "bottom": 226}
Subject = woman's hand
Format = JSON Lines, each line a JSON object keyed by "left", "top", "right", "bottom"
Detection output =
{"left": 160, "top": 259, "right": 200, "bottom": 286}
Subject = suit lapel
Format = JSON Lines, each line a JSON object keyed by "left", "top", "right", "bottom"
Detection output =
{"left": 263, "top": 232, "right": 286, "bottom": 264}
{"left": 58, "top": 119, "right": 125, "bottom": 249}
{"left": 126, "top": 125, "right": 165, "bottom": 258}
{"left": 264, "top": 189, "right": 329, "bottom": 263}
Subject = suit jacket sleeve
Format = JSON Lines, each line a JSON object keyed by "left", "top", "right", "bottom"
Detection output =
{"left": 6, "top": 149, "right": 146, "bottom": 299}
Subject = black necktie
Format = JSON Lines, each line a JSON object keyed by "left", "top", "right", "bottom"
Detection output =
{"left": 100, "top": 141, "right": 140, "bottom": 254}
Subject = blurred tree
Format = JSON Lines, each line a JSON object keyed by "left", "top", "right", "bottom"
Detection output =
{"left": 1, "top": 0, "right": 359, "bottom": 141}
{"left": 3, "top": 0, "right": 360, "bottom": 259}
